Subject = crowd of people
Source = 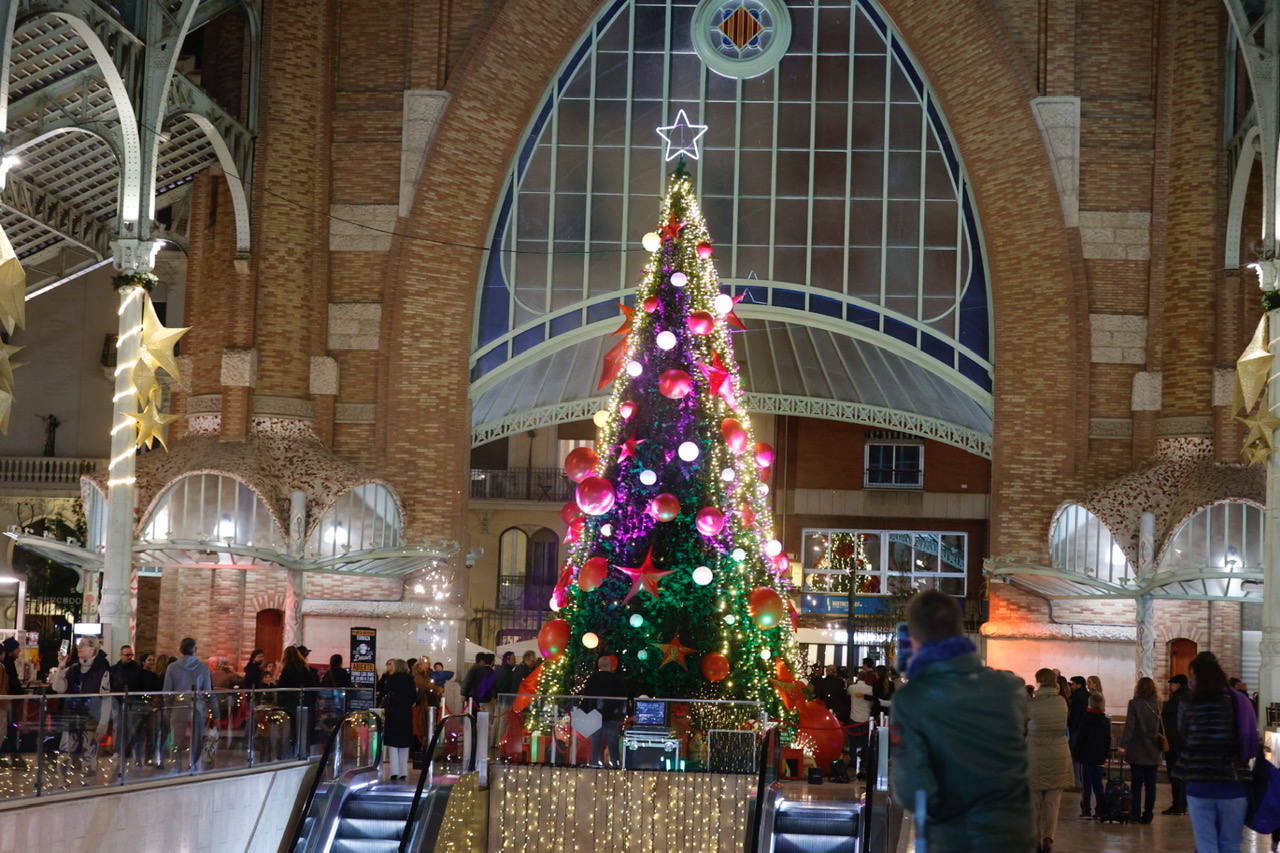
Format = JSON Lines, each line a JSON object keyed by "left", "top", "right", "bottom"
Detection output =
{"left": 890, "top": 589, "right": 1265, "bottom": 853}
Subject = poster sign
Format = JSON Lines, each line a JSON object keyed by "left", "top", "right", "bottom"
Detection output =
{"left": 349, "top": 627, "right": 377, "bottom": 711}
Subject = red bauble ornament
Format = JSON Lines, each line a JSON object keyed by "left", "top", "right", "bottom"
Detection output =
{"left": 537, "top": 619, "right": 571, "bottom": 659}
{"left": 748, "top": 587, "right": 785, "bottom": 629}
{"left": 578, "top": 556, "right": 609, "bottom": 591}
{"left": 701, "top": 652, "right": 730, "bottom": 683}
{"left": 643, "top": 296, "right": 660, "bottom": 313}
{"left": 754, "top": 442, "right": 775, "bottom": 468}
{"left": 620, "top": 401, "right": 636, "bottom": 420}
{"left": 564, "top": 447, "right": 599, "bottom": 483}
{"left": 771, "top": 553, "right": 791, "bottom": 575}
{"left": 740, "top": 505, "right": 757, "bottom": 529}
{"left": 560, "top": 502, "right": 583, "bottom": 526}
{"left": 798, "top": 699, "right": 845, "bottom": 769}
{"left": 647, "top": 492, "right": 681, "bottom": 522}
{"left": 564, "top": 516, "right": 585, "bottom": 545}
{"left": 687, "top": 311, "right": 715, "bottom": 335}
{"left": 576, "top": 475, "right": 616, "bottom": 516}
{"left": 659, "top": 369, "right": 694, "bottom": 399}
{"left": 696, "top": 241, "right": 713, "bottom": 260}
{"left": 720, "top": 418, "right": 748, "bottom": 454}
{"left": 695, "top": 506, "right": 726, "bottom": 536}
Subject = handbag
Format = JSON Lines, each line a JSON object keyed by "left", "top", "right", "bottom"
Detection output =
{"left": 1155, "top": 709, "right": 1170, "bottom": 753}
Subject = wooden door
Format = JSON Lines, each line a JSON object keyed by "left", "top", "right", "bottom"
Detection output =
{"left": 1169, "top": 638, "right": 1197, "bottom": 680}
{"left": 255, "top": 609, "right": 284, "bottom": 665}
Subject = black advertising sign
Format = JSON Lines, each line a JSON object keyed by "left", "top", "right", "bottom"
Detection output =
{"left": 350, "top": 627, "right": 377, "bottom": 710}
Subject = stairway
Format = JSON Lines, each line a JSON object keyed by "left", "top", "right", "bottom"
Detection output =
{"left": 772, "top": 799, "right": 861, "bottom": 853}
{"left": 294, "top": 785, "right": 415, "bottom": 853}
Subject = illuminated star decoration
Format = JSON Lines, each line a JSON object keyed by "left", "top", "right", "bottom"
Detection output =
{"left": 661, "top": 215, "right": 684, "bottom": 242}
{"left": 618, "top": 432, "right": 646, "bottom": 462}
{"left": 698, "top": 350, "right": 738, "bottom": 408}
{"left": 724, "top": 292, "right": 747, "bottom": 330}
{"left": 1239, "top": 410, "right": 1280, "bottom": 450}
{"left": 128, "top": 388, "right": 179, "bottom": 450}
{"left": 612, "top": 302, "right": 636, "bottom": 336}
{"left": 653, "top": 633, "right": 698, "bottom": 668}
{"left": 138, "top": 294, "right": 189, "bottom": 381}
{"left": 616, "top": 548, "right": 673, "bottom": 604}
{"left": 598, "top": 336, "right": 628, "bottom": 390}
{"left": 656, "top": 109, "right": 708, "bottom": 162}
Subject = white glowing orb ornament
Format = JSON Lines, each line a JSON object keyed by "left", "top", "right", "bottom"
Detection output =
{"left": 582, "top": 632, "right": 600, "bottom": 649}
{"left": 692, "top": 565, "right": 714, "bottom": 586}
{"left": 670, "top": 271, "right": 688, "bottom": 288}
{"left": 732, "top": 548, "right": 747, "bottom": 562}
{"left": 642, "top": 232, "right": 662, "bottom": 252}
{"left": 760, "top": 648, "right": 772, "bottom": 661}
{"left": 601, "top": 523, "right": 613, "bottom": 537}
{"left": 639, "top": 469, "right": 658, "bottom": 486}
{"left": 656, "top": 330, "right": 677, "bottom": 351}
{"left": 714, "top": 293, "right": 734, "bottom": 316}
{"left": 549, "top": 597, "right": 562, "bottom": 612}
{"left": 626, "top": 360, "right": 644, "bottom": 377}
{"left": 629, "top": 613, "right": 644, "bottom": 627}
{"left": 678, "top": 441, "right": 700, "bottom": 461}
{"left": 721, "top": 468, "right": 736, "bottom": 482}
{"left": 764, "top": 539, "right": 783, "bottom": 558}
{"left": 593, "top": 409, "right": 610, "bottom": 427}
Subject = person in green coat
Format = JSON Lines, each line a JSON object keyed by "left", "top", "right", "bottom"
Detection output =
{"left": 889, "top": 591, "right": 1036, "bottom": 853}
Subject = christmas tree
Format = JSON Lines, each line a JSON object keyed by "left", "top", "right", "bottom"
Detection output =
{"left": 537, "top": 157, "right": 800, "bottom": 718}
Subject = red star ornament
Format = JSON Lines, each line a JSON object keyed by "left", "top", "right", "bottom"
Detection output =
{"left": 618, "top": 432, "right": 646, "bottom": 462}
{"left": 654, "top": 634, "right": 698, "bottom": 668}
{"left": 598, "top": 337, "right": 628, "bottom": 390}
{"left": 613, "top": 302, "right": 636, "bottom": 336}
{"left": 617, "top": 548, "right": 673, "bottom": 604}
{"left": 772, "top": 677, "right": 806, "bottom": 711}
{"left": 697, "top": 351, "right": 738, "bottom": 408}
{"left": 740, "top": 505, "right": 756, "bottom": 530}
{"left": 661, "top": 215, "right": 684, "bottom": 242}
{"left": 725, "top": 293, "right": 747, "bottom": 330}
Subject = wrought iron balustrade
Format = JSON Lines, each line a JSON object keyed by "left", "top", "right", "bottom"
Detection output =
{"left": 469, "top": 468, "right": 572, "bottom": 502}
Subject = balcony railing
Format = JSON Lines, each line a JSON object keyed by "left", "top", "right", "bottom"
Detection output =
{"left": 469, "top": 608, "right": 549, "bottom": 649}
{"left": 497, "top": 573, "right": 556, "bottom": 610}
{"left": 470, "top": 468, "right": 573, "bottom": 502}
{"left": 0, "top": 456, "right": 101, "bottom": 487}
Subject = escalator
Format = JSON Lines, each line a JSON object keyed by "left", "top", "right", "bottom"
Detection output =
{"left": 772, "top": 798, "right": 860, "bottom": 853}
{"left": 303, "top": 786, "right": 415, "bottom": 853}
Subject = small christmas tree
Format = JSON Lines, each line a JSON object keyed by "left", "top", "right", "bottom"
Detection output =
{"left": 537, "top": 160, "right": 800, "bottom": 717}
{"left": 814, "top": 532, "right": 875, "bottom": 594}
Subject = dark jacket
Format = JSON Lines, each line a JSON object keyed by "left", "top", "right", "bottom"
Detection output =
{"left": 59, "top": 650, "right": 111, "bottom": 695}
{"left": 460, "top": 663, "right": 486, "bottom": 699}
{"left": 492, "top": 663, "right": 518, "bottom": 698}
{"left": 3, "top": 655, "right": 24, "bottom": 695}
{"left": 382, "top": 671, "right": 417, "bottom": 748}
{"left": 1174, "top": 692, "right": 1252, "bottom": 784}
{"left": 277, "top": 664, "right": 319, "bottom": 690}
{"left": 1161, "top": 688, "right": 1186, "bottom": 752}
{"left": 1070, "top": 709, "right": 1111, "bottom": 765}
{"left": 111, "top": 659, "right": 145, "bottom": 693}
{"left": 1120, "top": 696, "right": 1162, "bottom": 766}
{"left": 137, "top": 668, "right": 162, "bottom": 692}
{"left": 243, "top": 661, "right": 264, "bottom": 690}
{"left": 322, "top": 667, "right": 353, "bottom": 688}
{"left": 1067, "top": 687, "right": 1088, "bottom": 734}
{"left": 580, "top": 670, "right": 633, "bottom": 721}
{"left": 889, "top": 653, "right": 1034, "bottom": 853}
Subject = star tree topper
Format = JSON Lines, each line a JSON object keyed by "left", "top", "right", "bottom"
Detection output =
{"left": 656, "top": 109, "right": 708, "bottom": 162}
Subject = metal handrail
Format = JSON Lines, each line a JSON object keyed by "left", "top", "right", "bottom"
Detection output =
{"left": 398, "top": 712, "right": 477, "bottom": 853}
{"left": 286, "top": 708, "right": 382, "bottom": 853}
{"left": 747, "top": 724, "right": 781, "bottom": 853}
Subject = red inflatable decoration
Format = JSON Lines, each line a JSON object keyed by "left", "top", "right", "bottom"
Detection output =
{"left": 798, "top": 698, "right": 845, "bottom": 770}
{"left": 564, "top": 447, "right": 599, "bottom": 483}
{"left": 564, "top": 516, "right": 584, "bottom": 546}
{"left": 687, "top": 311, "right": 715, "bottom": 335}
{"left": 701, "top": 652, "right": 730, "bottom": 682}
{"left": 512, "top": 663, "right": 543, "bottom": 713}
{"left": 647, "top": 493, "right": 681, "bottom": 522}
{"left": 537, "top": 620, "right": 570, "bottom": 660}
{"left": 560, "top": 502, "right": 583, "bottom": 526}
{"left": 576, "top": 475, "right": 616, "bottom": 516}
{"left": 578, "top": 556, "right": 609, "bottom": 591}
{"left": 755, "top": 442, "right": 775, "bottom": 468}
{"left": 695, "top": 506, "right": 725, "bottom": 536}
{"left": 748, "top": 586, "right": 785, "bottom": 629}
{"left": 659, "top": 369, "right": 694, "bottom": 399}
{"left": 720, "top": 418, "right": 748, "bottom": 454}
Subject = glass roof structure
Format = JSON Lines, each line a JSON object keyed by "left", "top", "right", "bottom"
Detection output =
{"left": 472, "top": 0, "right": 993, "bottom": 452}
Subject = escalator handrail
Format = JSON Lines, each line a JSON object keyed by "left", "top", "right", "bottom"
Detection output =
{"left": 285, "top": 709, "right": 383, "bottom": 853}
{"left": 398, "top": 712, "right": 478, "bottom": 853}
{"left": 747, "top": 724, "right": 781, "bottom": 853}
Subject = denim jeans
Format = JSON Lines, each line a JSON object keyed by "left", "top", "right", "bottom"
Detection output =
{"left": 1187, "top": 795, "right": 1247, "bottom": 853}
{"left": 1080, "top": 764, "right": 1105, "bottom": 813}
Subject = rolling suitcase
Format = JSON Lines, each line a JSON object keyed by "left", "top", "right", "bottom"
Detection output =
{"left": 1096, "top": 753, "right": 1131, "bottom": 823}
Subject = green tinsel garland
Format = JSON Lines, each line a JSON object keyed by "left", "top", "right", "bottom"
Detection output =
{"left": 112, "top": 271, "right": 157, "bottom": 292}
{"left": 1263, "top": 289, "right": 1280, "bottom": 313}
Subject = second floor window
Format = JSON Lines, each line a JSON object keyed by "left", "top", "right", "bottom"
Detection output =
{"left": 865, "top": 441, "right": 923, "bottom": 489}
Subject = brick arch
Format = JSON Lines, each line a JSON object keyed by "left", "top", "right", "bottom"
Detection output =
{"left": 1156, "top": 621, "right": 1207, "bottom": 648}
{"left": 380, "top": 0, "right": 1087, "bottom": 556}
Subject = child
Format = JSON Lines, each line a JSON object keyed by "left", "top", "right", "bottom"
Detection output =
{"left": 1070, "top": 691, "right": 1111, "bottom": 817}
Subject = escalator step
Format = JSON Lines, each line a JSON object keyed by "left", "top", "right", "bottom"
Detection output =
{"left": 774, "top": 832, "right": 858, "bottom": 853}
{"left": 775, "top": 817, "right": 858, "bottom": 835}
{"left": 336, "top": 817, "right": 406, "bottom": 841}
{"left": 331, "top": 840, "right": 402, "bottom": 853}
{"left": 343, "top": 800, "right": 414, "bottom": 821}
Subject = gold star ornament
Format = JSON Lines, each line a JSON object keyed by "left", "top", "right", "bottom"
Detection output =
{"left": 128, "top": 389, "right": 179, "bottom": 450}
{"left": 1244, "top": 439, "right": 1272, "bottom": 466}
{"left": 138, "top": 294, "right": 188, "bottom": 381}
{"left": 653, "top": 633, "right": 698, "bottom": 668}
{"left": 0, "top": 225, "right": 25, "bottom": 336}
{"left": 1236, "top": 314, "right": 1271, "bottom": 414}
{"left": 1239, "top": 411, "right": 1280, "bottom": 450}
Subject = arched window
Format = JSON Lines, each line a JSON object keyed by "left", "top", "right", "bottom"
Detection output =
{"left": 498, "top": 528, "right": 530, "bottom": 607}
{"left": 141, "top": 474, "right": 285, "bottom": 551}
{"left": 307, "top": 483, "right": 403, "bottom": 558}
{"left": 1049, "top": 503, "right": 1132, "bottom": 585}
{"left": 1160, "top": 501, "right": 1261, "bottom": 575}
{"left": 525, "top": 528, "right": 561, "bottom": 609}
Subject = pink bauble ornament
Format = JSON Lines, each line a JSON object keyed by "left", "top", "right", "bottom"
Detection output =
{"left": 576, "top": 475, "right": 616, "bottom": 516}
{"left": 754, "top": 442, "right": 775, "bottom": 468}
{"left": 720, "top": 418, "right": 748, "bottom": 454}
{"left": 748, "top": 587, "right": 784, "bottom": 629}
{"left": 579, "top": 556, "right": 609, "bottom": 591}
{"left": 687, "top": 311, "right": 715, "bottom": 335}
{"left": 771, "top": 553, "right": 791, "bottom": 574}
{"left": 695, "top": 506, "right": 726, "bottom": 536}
{"left": 696, "top": 241, "right": 713, "bottom": 260}
{"left": 647, "top": 493, "right": 681, "bottom": 522}
{"left": 643, "top": 296, "right": 660, "bottom": 313}
{"left": 560, "top": 501, "right": 583, "bottom": 526}
{"left": 620, "top": 401, "right": 636, "bottom": 420}
{"left": 564, "top": 447, "right": 599, "bottom": 483}
{"left": 659, "top": 369, "right": 694, "bottom": 399}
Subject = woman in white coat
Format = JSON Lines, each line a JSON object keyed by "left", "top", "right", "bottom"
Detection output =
{"left": 1027, "top": 667, "right": 1075, "bottom": 853}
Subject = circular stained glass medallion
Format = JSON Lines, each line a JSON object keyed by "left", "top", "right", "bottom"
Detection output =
{"left": 692, "top": 0, "right": 791, "bottom": 79}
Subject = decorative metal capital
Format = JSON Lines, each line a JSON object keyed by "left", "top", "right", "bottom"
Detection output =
{"left": 1248, "top": 256, "right": 1280, "bottom": 293}
{"left": 110, "top": 238, "right": 164, "bottom": 275}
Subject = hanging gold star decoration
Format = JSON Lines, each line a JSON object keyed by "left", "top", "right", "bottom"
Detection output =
{"left": 0, "top": 387, "right": 14, "bottom": 433}
{"left": 0, "top": 343, "right": 22, "bottom": 394}
{"left": 1239, "top": 410, "right": 1280, "bottom": 450}
{"left": 0, "top": 225, "right": 25, "bottom": 336}
{"left": 1244, "top": 439, "right": 1272, "bottom": 466}
{"left": 653, "top": 633, "right": 698, "bottom": 668}
{"left": 130, "top": 358, "right": 157, "bottom": 406}
{"left": 138, "top": 294, "right": 188, "bottom": 381}
{"left": 1236, "top": 314, "right": 1271, "bottom": 414}
{"left": 127, "top": 388, "right": 179, "bottom": 450}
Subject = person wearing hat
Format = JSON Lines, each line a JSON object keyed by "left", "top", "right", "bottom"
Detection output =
{"left": 1162, "top": 674, "right": 1189, "bottom": 815}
